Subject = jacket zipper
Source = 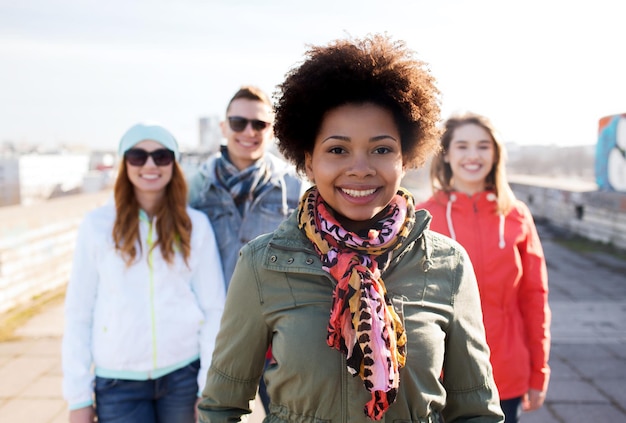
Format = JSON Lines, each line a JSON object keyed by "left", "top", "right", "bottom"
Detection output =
{"left": 472, "top": 198, "right": 483, "bottom": 284}
{"left": 147, "top": 219, "right": 157, "bottom": 369}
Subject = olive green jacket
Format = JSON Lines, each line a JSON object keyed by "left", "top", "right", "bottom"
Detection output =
{"left": 199, "top": 209, "right": 504, "bottom": 423}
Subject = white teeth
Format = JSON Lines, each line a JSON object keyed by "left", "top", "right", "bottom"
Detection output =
{"left": 142, "top": 174, "right": 159, "bottom": 180}
{"left": 342, "top": 188, "right": 376, "bottom": 197}
{"left": 238, "top": 140, "right": 257, "bottom": 148}
{"left": 464, "top": 164, "right": 480, "bottom": 171}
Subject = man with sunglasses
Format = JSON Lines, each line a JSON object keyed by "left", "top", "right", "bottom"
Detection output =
{"left": 188, "top": 85, "right": 304, "bottom": 288}
{"left": 189, "top": 86, "right": 303, "bottom": 415}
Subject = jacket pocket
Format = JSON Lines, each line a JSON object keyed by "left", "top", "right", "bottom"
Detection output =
{"left": 94, "top": 376, "right": 119, "bottom": 393}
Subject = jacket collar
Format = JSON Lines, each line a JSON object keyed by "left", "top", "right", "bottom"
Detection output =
{"left": 262, "top": 206, "right": 432, "bottom": 273}
{"left": 433, "top": 189, "right": 498, "bottom": 210}
{"left": 433, "top": 190, "right": 506, "bottom": 249}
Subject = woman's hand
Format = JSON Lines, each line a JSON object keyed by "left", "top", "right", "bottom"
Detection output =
{"left": 522, "top": 388, "right": 546, "bottom": 411}
{"left": 195, "top": 397, "right": 201, "bottom": 422}
{"left": 69, "top": 406, "right": 96, "bottom": 423}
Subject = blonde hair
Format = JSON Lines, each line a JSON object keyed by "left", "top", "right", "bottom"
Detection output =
{"left": 430, "top": 112, "right": 516, "bottom": 214}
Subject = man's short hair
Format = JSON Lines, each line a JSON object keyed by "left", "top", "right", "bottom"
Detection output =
{"left": 226, "top": 86, "right": 271, "bottom": 113}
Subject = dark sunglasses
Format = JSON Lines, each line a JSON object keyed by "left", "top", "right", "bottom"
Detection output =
{"left": 227, "top": 116, "right": 270, "bottom": 132}
{"left": 124, "top": 148, "right": 175, "bottom": 167}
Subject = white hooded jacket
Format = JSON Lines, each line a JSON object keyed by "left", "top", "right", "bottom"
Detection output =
{"left": 62, "top": 200, "right": 225, "bottom": 409}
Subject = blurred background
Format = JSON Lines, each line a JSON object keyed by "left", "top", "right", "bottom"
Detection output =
{"left": 0, "top": 0, "right": 624, "bottom": 206}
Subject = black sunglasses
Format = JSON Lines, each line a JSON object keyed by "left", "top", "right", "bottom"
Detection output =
{"left": 227, "top": 116, "right": 270, "bottom": 132}
{"left": 124, "top": 148, "right": 175, "bottom": 167}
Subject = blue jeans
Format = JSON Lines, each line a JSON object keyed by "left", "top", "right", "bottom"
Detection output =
{"left": 500, "top": 396, "right": 522, "bottom": 423}
{"left": 95, "top": 359, "right": 199, "bottom": 423}
{"left": 258, "top": 358, "right": 271, "bottom": 414}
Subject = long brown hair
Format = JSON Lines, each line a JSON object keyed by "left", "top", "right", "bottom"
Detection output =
{"left": 112, "top": 160, "right": 192, "bottom": 267}
{"left": 430, "top": 112, "right": 516, "bottom": 214}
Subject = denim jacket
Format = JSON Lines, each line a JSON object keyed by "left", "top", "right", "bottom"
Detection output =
{"left": 188, "top": 152, "right": 304, "bottom": 287}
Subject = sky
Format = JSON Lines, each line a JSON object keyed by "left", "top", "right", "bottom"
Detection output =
{"left": 1, "top": 0, "right": 624, "bottom": 151}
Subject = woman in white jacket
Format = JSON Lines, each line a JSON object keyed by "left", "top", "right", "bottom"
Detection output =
{"left": 62, "top": 122, "right": 225, "bottom": 423}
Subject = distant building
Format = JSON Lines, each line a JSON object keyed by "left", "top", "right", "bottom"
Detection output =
{"left": 198, "top": 115, "right": 222, "bottom": 153}
{"left": 0, "top": 157, "right": 20, "bottom": 206}
{"left": 84, "top": 151, "right": 116, "bottom": 194}
{"left": 0, "top": 152, "right": 117, "bottom": 207}
{"left": 18, "top": 154, "right": 90, "bottom": 205}
{"left": 506, "top": 143, "right": 595, "bottom": 181}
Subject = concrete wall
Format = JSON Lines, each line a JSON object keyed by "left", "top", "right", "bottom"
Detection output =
{"left": 1, "top": 174, "right": 624, "bottom": 316}
{"left": 510, "top": 175, "right": 626, "bottom": 250}
{"left": 0, "top": 191, "right": 111, "bottom": 315}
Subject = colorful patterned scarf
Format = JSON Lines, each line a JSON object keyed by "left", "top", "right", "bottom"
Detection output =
{"left": 215, "top": 146, "right": 272, "bottom": 215}
{"left": 298, "top": 186, "right": 415, "bottom": 420}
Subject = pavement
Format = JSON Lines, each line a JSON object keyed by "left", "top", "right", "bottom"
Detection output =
{"left": 0, "top": 222, "right": 625, "bottom": 422}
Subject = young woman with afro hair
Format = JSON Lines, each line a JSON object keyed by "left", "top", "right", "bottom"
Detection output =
{"left": 198, "top": 34, "right": 504, "bottom": 423}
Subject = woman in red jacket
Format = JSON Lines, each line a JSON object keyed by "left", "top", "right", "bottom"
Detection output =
{"left": 417, "top": 112, "right": 551, "bottom": 422}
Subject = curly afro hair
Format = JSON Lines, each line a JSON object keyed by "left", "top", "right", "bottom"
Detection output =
{"left": 273, "top": 33, "right": 441, "bottom": 175}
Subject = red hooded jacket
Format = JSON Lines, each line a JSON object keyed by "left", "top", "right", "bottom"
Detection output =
{"left": 417, "top": 190, "right": 550, "bottom": 400}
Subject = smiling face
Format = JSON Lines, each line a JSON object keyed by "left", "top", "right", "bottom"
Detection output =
{"left": 444, "top": 123, "right": 495, "bottom": 195}
{"left": 125, "top": 140, "right": 173, "bottom": 200}
{"left": 305, "top": 103, "right": 405, "bottom": 233}
{"left": 221, "top": 98, "right": 274, "bottom": 171}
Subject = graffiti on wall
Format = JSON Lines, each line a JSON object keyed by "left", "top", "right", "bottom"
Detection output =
{"left": 595, "top": 113, "right": 626, "bottom": 192}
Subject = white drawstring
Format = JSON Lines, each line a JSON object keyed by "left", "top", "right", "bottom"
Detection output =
{"left": 445, "top": 194, "right": 457, "bottom": 241}
{"left": 487, "top": 193, "right": 506, "bottom": 249}
{"left": 447, "top": 192, "right": 505, "bottom": 248}
{"left": 498, "top": 214, "right": 506, "bottom": 249}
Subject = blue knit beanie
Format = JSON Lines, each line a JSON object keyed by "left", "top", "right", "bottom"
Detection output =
{"left": 118, "top": 122, "right": 180, "bottom": 161}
